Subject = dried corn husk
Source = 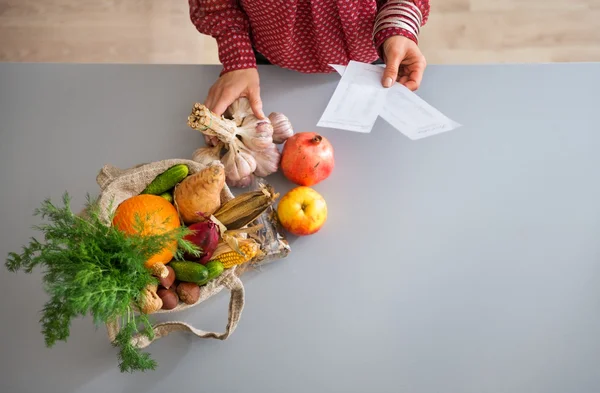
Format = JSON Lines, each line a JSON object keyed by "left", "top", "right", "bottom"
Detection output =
{"left": 213, "top": 183, "right": 279, "bottom": 230}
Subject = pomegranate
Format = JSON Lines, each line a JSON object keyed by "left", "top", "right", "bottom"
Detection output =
{"left": 280, "top": 132, "right": 334, "bottom": 186}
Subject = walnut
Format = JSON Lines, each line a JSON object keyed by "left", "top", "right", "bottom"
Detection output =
{"left": 140, "top": 284, "right": 162, "bottom": 314}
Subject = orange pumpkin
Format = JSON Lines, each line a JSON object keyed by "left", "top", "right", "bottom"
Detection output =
{"left": 112, "top": 194, "right": 180, "bottom": 268}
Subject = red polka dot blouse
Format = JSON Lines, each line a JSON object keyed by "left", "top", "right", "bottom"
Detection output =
{"left": 189, "top": 0, "right": 430, "bottom": 75}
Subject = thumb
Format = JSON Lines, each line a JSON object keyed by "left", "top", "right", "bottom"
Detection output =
{"left": 382, "top": 49, "right": 404, "bottom": 88}
{"left": 247, "top": 88, "right": 265, "bottom": 119}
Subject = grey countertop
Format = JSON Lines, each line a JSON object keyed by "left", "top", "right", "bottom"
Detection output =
{"left": 1, "top": 62, "right": 600, "bottom": 393}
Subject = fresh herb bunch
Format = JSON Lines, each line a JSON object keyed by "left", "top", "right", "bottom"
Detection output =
{"left": 5, "top": 193, "right": 200, "bottom": 373}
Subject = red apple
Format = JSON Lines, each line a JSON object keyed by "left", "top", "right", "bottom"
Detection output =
{"left": 277, "top": 187, "right": 327, "bottom": 236}
{"left": 280, "top": 132, "right": 334, "bottom": 186}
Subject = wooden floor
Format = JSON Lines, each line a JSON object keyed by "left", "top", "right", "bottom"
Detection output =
{"left": 1, "top": 0, "right": 599, "bottom": 65}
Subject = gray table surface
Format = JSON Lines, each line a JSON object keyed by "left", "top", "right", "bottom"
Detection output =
{"left": 1, "top": 62, "right": 600, "bottom": 393}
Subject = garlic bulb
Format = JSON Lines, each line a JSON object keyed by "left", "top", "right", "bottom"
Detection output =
{"left": 237, "top": 117, "right": 274, "bottom": 151}
{"left": 227, "top": 174, "right": 255, "bottom": 188}
{"left": 269, "top": 112, "right": 294, "bottom": 144}
{"left": 225, "top": 97, "right": 253, "bottom": 127}
{"left": 253, "top": 143, "right": 281, "bottom": 177}
{"left": 221, "top": 142, "right": 257, "bottom": 183}
{"left": 192, "top": 143, "right": 223, "bottom": 166}
{"left": 187, "top": 100, "right": 294, "bottom": 182}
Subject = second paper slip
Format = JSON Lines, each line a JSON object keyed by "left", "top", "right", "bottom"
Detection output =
{"left": 323, "top": 61, "right": 462, "bottom": 139}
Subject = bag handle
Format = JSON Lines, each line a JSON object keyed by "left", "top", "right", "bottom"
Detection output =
{"left": 106, "top": 272, "right": 245, "bottom": 349}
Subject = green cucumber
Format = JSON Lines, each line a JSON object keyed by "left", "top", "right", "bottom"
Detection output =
{"left": 159, "top": 191, "right": 173, "bottom": 203}
{"left": 142, "top": 164, "right": 189, "bottom": 195}
{"left": 205, "top": 260, "right": 224, "bottom": 281}
{"left": 170, "top": 261, "right": 209, "bottom": 284}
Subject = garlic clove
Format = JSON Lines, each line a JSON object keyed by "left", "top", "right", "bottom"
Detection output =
{"left": 268, "top": 112, "right": 294, "bottom": 144}
{"left": 253, "top": 143, "right": 281, "bottom": 177}
{"left": 222, "top": 142, "right": 257, "bottom": 182}
{"left": 236, "top": 116, "right": 274, "bottom": 151}
{"left": 192, "top": 143, "right": 223, "bottom": 166}
{"left": 227, "top": 174, "right": 255, "bottom": 188}
{"left": 225, "top": 98, "right": 253, "bottom": 127}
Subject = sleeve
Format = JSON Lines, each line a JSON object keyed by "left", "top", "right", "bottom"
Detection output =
{"left": 373, "top": 0, "right": 431, "bottom": 50}
{"left": 189, "top": 0, "right": 257, "bottom": 75}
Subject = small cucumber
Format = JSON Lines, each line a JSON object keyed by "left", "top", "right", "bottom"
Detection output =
{"left": 196, "top": 261, "right": 224, "bottom": 286}
{"left": 205, "top": 260, "right": 224, "bottom": 281}
{"left": 159, "top": 191, "right": 173, "bottom": 203}
{"left": 170, "top": 261, "right": 209, "bottom": 284}
{"left": 142, "top": 164, "right": 189, "bottom": 195}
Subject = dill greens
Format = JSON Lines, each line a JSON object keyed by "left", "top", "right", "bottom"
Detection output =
{"left": 5, "top": 192, "right": 200, "bottom": 372}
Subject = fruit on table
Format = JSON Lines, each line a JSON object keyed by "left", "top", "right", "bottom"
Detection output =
{"left": 174, "top": 164, "right": 225, "bottom": 225}
{"left": 112, "top": 194, "right": 180, "bottom": 268}
{"left": 184, "top": 221, "right": 221, "bottom": 264}
{"left": 169, "top": 261, "right": 209, "bottom": 284}
{"left": 277, "top": 186, "right": 327, "bottom": 236}
{"left": 142, "top": 164, "right": 189, "bottom": 195}
{"left": 157, "top": 287, "right": 179, "bottom": 310}
{"left": 280, "top": 132, "right": 334, "bottom": 186}
{"left": 177, "top": 282, "right": 201, "bottom": 305}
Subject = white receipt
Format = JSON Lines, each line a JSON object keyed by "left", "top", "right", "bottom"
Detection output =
{"left": 317, "top": 61, "right": 389, "bottom": 133}
{"left": 329, "top": 63, "right": 461, "bottom": 140}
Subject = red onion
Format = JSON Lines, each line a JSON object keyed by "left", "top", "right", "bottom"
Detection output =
{"left": 184, "top": 221, "right": 220, "bottom": 264}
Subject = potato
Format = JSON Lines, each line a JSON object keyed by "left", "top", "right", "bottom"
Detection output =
{"left": 157, "top": 288, "right": 179, "bottom": 310}
{"left": 177, "top": 282, "right": 200, "bottom": 305}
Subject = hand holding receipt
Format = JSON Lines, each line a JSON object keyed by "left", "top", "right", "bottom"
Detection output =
{"left": 319, "top": 61, "right": 461, "bottom": 139}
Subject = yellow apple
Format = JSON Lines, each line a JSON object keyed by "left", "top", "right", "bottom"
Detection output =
{"left": 277, "top": 187, "right": 327, "bottom": 236}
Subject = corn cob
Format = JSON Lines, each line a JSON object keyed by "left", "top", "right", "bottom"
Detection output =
{"left": 212, "top": 240, "right": 260, "bottom": 269}
{"left": 213, "top": 184, "right": 279, "bottom": 230}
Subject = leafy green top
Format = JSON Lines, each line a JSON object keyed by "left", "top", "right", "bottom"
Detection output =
{"left": 5, "top": 193, "right": 200, "bottom": 373}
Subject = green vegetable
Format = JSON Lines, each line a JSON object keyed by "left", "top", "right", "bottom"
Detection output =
{"left": 5, "top": 193, "right": 200, "bottom": 373}
{"left": 159, "top": 191, "right": 173, "bottom": 203}
{"left": 141, "top": 164, "right": 189, "bottom": 195}
{"left": 170, "top": 261, "right": 209, "bottom": 284}
{"left": 205, "top": 260, "right": 224, "bottom": 281}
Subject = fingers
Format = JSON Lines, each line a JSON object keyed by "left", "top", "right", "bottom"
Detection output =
{"left": 203, "top": 69, "right": 262, "bottom": 117}
{"left": 210, "top": 89, "right": 239, "bottom": 116}
{"left": 204, "top": 87, "right": 216, "bottom": 113}
{"left": 398, "top": 55, "right": 427, "bottom": 91}
{"left": 382, "top": 47, "right": 405, "bottom": 88}
{"left": 247, "top": 88, "right": 265, "bottom": 119}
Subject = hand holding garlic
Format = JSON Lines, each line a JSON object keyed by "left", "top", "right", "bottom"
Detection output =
{"left": 203, "top": 68, "right": 265, "bottom": 118}
{"left": 188, "top": 98, "right": 295, "bottom": 188}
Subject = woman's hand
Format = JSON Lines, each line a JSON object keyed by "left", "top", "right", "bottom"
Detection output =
{"left": 381, "top": 36, "right": 427, "bottom": 91}
{"left": 204, "top": 68, "right": 265, "bottom": 118}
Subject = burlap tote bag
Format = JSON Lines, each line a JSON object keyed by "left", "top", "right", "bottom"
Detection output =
{"left": 97, "top": 158, "right": 244, "bottom": 349}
